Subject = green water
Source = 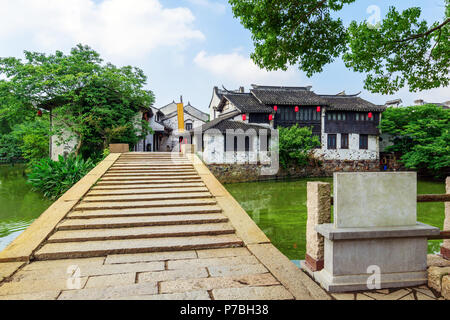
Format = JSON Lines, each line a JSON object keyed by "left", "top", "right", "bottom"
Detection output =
{"left": 0, "top": 165, "right": 52, "bottom": 251}
{"left": 225, "top": 178, "right": 445, "bottom": 260}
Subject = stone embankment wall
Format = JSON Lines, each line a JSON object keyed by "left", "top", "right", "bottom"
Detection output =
{"left": 207, "top": 159, "right": 379, "bottom": 184}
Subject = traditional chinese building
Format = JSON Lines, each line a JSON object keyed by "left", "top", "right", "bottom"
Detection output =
{"left": 195, "top": 85, "right": 386, "bottom": 170}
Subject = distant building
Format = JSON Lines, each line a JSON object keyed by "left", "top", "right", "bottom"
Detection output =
{"left": 414, "top": 99, "right": 450, "bottom": 109}
{"left": 194, "top": 85, "right": 386, "bottom": 167}
{"left": 385, "top": 99, "right": 403, "bottom": 108}
{"left": 135, "top": 101, "right": 209, "bottom": 152}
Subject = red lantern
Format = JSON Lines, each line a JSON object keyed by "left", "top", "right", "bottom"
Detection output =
{"left": 37, "top": 110, "right": 42, "bottom": 117}
{"left": 242, "top": 114, "right": 246, "bottom": 121}
{"left": 295, "top": 106, "right": 299, "bottom": 112}
{"left": 368, "top": 112, "right": 373, "bottom": 119}
{"left": 274, "top": 105, "right": 278, "bottom": 112}
{"left": 269, "top": 114, "right": 273, "bottom": 121}
{"left": 316, "top": 106, "right": 321, "bottom": 112}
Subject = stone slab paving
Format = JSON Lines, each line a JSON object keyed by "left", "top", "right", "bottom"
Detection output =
{"left": 3, "top": 152, "right": 440, "bottom": 300}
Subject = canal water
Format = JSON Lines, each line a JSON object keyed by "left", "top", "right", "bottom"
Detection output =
{"left": 225, "top": 177, "right": 445, "bottom": 260}
{"left": 0, "top": 165, "right": 52, "bottom": 251}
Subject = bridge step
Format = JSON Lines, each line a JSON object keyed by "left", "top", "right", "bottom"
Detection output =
{"left": 108, "top": 167, "right": 195, "bottom": 173}
{"left": 82, "top": 192, "right": 213, "bottom": 202}
{"left": 111, "top": 164, "right": 194, "bottom": 168}
{"left": 95, "top": 179, "right": 203, "bottom": 186}
{"left": 91, "top": 182, "right": 206, "bottom": 190}
{"left": 99, "top": 176, "right": 201, "bottom": 181}
{"left": 67, "top": 205, "right": 223, "bottom": 219}
{"left": 34, "top": 235, "right": 244, "bottom": 260}
{"left": 57, "top": 213, "right": 228, "bottom": 230}
{"left": 103, "top": 172, "right": 198, "bottom": 177}
{"left": 86, "top": 187, "right": 209, "bottom": 196}
{"left": 74, "top": 198, "right": 217, "bottom": 211}
{"left": 48, "top": 223, "right": 235, "bottom": 243}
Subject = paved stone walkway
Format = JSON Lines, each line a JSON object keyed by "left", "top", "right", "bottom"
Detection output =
{"left": 0, "top": 152, "right": 329, "bottom": 300}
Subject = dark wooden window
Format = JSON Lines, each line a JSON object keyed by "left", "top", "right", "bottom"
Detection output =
{"left": 359, "top": 134, "right": 368, "bottom": 150}
{"left": 185, "top": 123, "right": 192, "bottom": 131}
{"left": 249, "top": 113, "right": 269, "bottom": 124}
{"left": 234, "top": 136, "right": 238, "bottom": 152}
{"left": 341, "top": 133, "right": 349, "bottom": 149}
{"left": 245, "top": 136, "right": 250, "bottom": 152}
{"left": 327, "top": 134, "right": 337, "bottom": 149}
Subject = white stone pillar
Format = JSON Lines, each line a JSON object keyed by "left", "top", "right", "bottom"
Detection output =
{"left": 305, "top": 182, "right": 331, "bottom": 271}
{"left": 442, "top": 177, "right": 450, "bottom": 259}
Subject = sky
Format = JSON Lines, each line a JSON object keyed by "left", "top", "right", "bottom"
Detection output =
{"left": 0, "top": 0, "right": 448, "bottom": 113}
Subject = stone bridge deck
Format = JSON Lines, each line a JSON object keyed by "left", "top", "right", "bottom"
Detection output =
{"left": 0, "top": 152, "right": 329, "bottom": 300}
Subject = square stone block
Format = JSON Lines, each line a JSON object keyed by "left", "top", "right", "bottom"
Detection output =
{"left": 315, "top": 223, "right": 439, "bottom": 293}
{"left": 334, "top": 172, "right": 417, "bottom": 228}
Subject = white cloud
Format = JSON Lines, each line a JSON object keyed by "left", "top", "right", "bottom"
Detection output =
{"left": 0, "top": 0, "right": 205, "bottom": 59}
{"left": 194, "top": 50, "right": 302, "bottom": 85}
{"left": 186, "top": 0, "right": 226, "bottom": 14}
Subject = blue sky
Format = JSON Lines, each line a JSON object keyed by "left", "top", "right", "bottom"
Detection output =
{"left": 0, "top": 0, "right": 448, "bottom": 113}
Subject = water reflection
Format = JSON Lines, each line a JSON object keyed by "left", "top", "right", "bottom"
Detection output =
{"left": 0, "top": 165, "right": 52, "bottom": 251}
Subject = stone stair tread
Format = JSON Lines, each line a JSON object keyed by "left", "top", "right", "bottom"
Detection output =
{"left": 107, "top": 169, "right": 194, "bottom": 173}
{"left": 91, "top": 183, "right": 206, "bottom": 190}
{"left": 95, "top": 179, "right": 203, "bottom": 186}
{"left": 48, "top": 223, "right": 235, "bottom": 242}
{"left": 82, "top": 192, "right": 213, "bottom": 202}
{"left": 75, "top": 198, "right": 217, "bottom": 211}
{"left": 67, "top": 205, "right": 223, "bottom": 219}
{"left": 86, "top": 187, "right": 209, "bottom": 196}
{"left": 112, "top": 164, "right": 193, "bottom": 168}
{"left": 57, "top": 213, "right": 228, "bottom": 230}
{"left": 100, "top": 176, "right": 201, "bottom": 181}
{"left": 103, "top": 172, "right": 197, "bottom": 177}
{"left": 34, "top": 235, "right": 244, "bottom": 260}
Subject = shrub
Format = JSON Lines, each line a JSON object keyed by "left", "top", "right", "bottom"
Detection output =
{"left": 278, "top": 125, "right": 321, "bottom": 169}
{"left": 28, "top": 155, "right": 95, "bottom": 199}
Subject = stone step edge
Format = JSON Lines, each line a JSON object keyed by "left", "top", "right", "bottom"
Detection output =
{"left": 47, "top": 226, "right": 236, "bottom": 243}
{"left": 66, "top": 207, "right": 223, "bottom": 219}
{"left": 74, "top": 200, "right": 217, "bottom": 211}
{"left": 56, "top": 216, "right": 229, "bottom": 230}
{"left": 81, "top": 194, "right": 213, "bottom": 203}
{"left": 85, "top": 189, "right": 209, "bottom": 196}
{"left": 34, "top": 241, "right": 244, "bottom": 260}
{"left": 94, "top": 180, "right": 203, "bottom": 186}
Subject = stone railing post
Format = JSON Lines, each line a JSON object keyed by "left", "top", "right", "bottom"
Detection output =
{"left": 304, "top": 182, "right": 331, "bottom": 272}
{"left": 442, "top": 177, "right": 450, "bottom": 259}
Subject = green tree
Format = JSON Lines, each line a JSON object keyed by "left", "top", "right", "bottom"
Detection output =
{"left": 278, "top": 125, "right": 321, "bottom": 168}
{"left": 380, "top": 104, "right": 450, "bottom": 174}
{"left": 0, "top": 44, "right": 155, "bottom": 160}
{"left": 229, "top": 0, "right": 449, "bottom": 94}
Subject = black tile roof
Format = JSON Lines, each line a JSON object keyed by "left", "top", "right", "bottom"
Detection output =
{"left": 319, "top": 95, "right": 387, "bottom": 112}
{"left": 219, "top": 93, "right": 273, "bottom": 113}
{"left": 192, "top": 111, "right": 269, "bottom": 134}
{"left": 250, "top": 88, "right": 327, "bottom": 106}
{"left": 214, "top": 85, "right": 386, "bottom": 113}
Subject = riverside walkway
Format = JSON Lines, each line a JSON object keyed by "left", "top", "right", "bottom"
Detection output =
{"left": 0, "top": 152, "right": 330, "bottom": 300}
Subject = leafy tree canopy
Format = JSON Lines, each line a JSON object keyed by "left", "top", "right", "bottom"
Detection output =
{"left": 278, "top": 125, "right": 321, "bottom": 168}
{"left": 380, "top": 104, "right": 450, "bottom": 174}
{"left": 0, "top": 44, "right": 155, "bottom": 160}
{"left": 229, "top": 0, "right": 449, "bottom": 94}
